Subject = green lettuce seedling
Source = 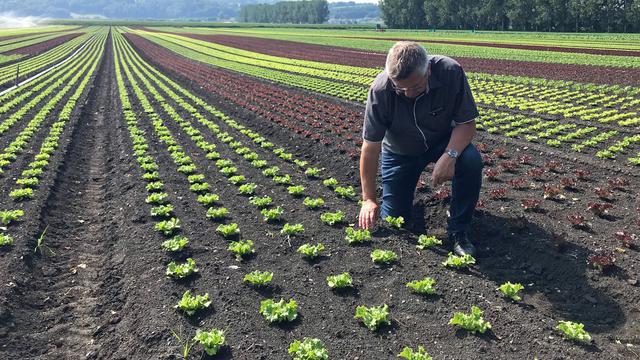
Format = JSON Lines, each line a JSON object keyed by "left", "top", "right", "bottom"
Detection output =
{"left": 0, "top": 209, "right": 24, "bottom": 225}
{"left": 146, "top": 192, "right": 168, "bottom": 205}
{"left": 220, "top": 166, "right": 237, "bottom": 177}
{"left": 442, "top": 252, "right": 476, "bottom": 268}
{"left": 207, "top": 207, "right": 229, "bottom": 220}
{"left": 151, "top": 204, "right": 173, "bottom": 218}
{"left": 335, "top": 186, "right": 356, "bottom": 199}
{"left": 320, "top": 210, "right": 345, "bottom": 226}
{"left": 287, "top": 185, "right": 306, "bottom": 196}
{"left": 155, "top": 218, "right": 181, "bottom": 236}
{"left": 293, "top": 159, "right": 308, "bottom": 167}
{"left": 177, "top": 164, "right": 196, "bottom": 174}
{"left": 142, "top": 171, "right": 159, "bottom": 181}
{"left": 228, "top": 175, "right": 246, "bottom": 185}
{"left": 304, "top": 167, "right": 322, "bottom": 178}
{"left": 273, "top": 174, "right": 293, "bottom": 185}
{"left": 0, "top": 233, "right": 13, "bottom": 246}
{"left": 190, "top": 182, "right": 209, "bottom": 193}
{"left": 16, "top": 177, "right": 39, "bottom": 187}
{"left": 175, "top": 290, "right": 211, "bottom": 316}
{"left": 196, "top": 193, "right": 219, "bottom": 206}
{"left": 303, "top": 197, "right": 325, "bottom": 209}
{"left": 323, "top": 178, "right": 339, "bottom": 188}
{"left": 498, "top": 281, "right": 524, "bottom": 301}
{"left": 216, "top": 223, "right": 240, "bottom": 238}
{"left": 242, "top": 270, "right": 273, "bottom": 286}
{"left": 243, "top": 270, "right": 273, "bottom": 286}
{"left": 238, "top": 183, "right": 257, "bottom": 195}
{"left": 262, "top": 166, "right": 279, "bottom": 177}
{"left": 228, "top": 239, "right": 254, "bottom": 261}
{"left": 187, "top": 174, "right": 205, "bottom": 183}
{"left": 260, "top": 298, "right": 298, "bottom": 323}
{"left": 215, "top": 159, "right": 234, "bottom": 168}
{"left": 146, "top": 181, "right": 164, "bottom": 192}
{"left": 345, "top": 227, "right": 372, "bottom": 245}
{"left": 556, "top": 321, "right": 591, "bottom": 343}
{"left": 288, "top": 338, "right": 329, "bottom": 360}
{"left": 398, "top": 346, "right": 432, "bottom": 360}
{"left": 166, "top": 258, "right": 198, "bottom": 279}
{"left": 449, "top": 305, "right": 491, "bottom": 334}
{"left": 193, "top": 328, "right": 226, "bottom": 356}
{"left": 355, "top": 304, "right": 390, "bottom": 331}
{"left": 261, "top": 206, "right": 284, "bottom": 222}
{"left": 281, "top": 223, "right": 304, "bottom": 236}
{"left": 10, "top": 188, "right": 34, "bottom": 200}
{"left": 162, "top": 235, "right": 189, "bottom": 252}
{"left": 406, "top": 277, "right": 437, "bottom": 295}
{"left": 385, "top": 216, "right": 405, "bottom": 229}
{"left": 297, "top": 243, "right": 325, "bottom": 259}
{"left": 250, "top": 196, "right": 273, "bottom": 208}
{"left": 251, "top": 160, "right": 267, "bottom": 168}
{"left": 326, "top": 272, "right": 353, "bottom": 289}
{"left": 416, "top": 234, "right": 442, "bottom": 250}
{"left": 371, "top": 249, "right": 398, "bottom": 264}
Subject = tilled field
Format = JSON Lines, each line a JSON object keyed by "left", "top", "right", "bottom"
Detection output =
{"left": 0, "top": 27, "right": 638, "bottom": 360}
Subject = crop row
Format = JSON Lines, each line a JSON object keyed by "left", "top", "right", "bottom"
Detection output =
{"left": 131, "top": 30, "right": 640, "bottom": 165}
{"left": 0, "top": 30, "right": 107, "bottom": 246}
{"left": 0, "top": 28, "right": 99, "bottom": 89}
{"left": 0, "top": 32, "right": 106, "bottom": 179}
{"left": 133, "top": 31, "right": 638, "bottom": 124}
{"left": 0, "top": 34, "right": 104, "bottom": 137}
{"left": 126, "top": 32, "right": 640, "bottom": 166}
{"left": 0, "top": 30, "right": 80, "bottom": 55}
{"left": 154, "top": 26, "right": 640, "bottom": 68}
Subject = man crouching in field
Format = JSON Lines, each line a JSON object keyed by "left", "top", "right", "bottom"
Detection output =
{"left": 357, "top": 41, "right": 483, "bottom": 257}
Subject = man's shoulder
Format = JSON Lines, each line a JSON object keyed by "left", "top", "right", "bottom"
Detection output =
{"left": 370, "top": 71, "right": 391, "bottom": 93}
{"left": 430, "top": 55, "right": 464, "bottom": 74}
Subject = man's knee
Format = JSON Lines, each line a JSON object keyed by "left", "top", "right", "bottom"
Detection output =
{"left": 456, "top": 144, "right": 483, "bottom": 175}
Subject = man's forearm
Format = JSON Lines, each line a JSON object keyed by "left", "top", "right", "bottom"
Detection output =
{"left": 360, "top": 143, "right": 381, "bottom": 201}
{"left": 446, "top": 121, "right": 476, "bottom": 154}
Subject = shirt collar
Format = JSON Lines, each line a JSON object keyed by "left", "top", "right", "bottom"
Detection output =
{"left": 427, "top": 57, "right": 442, "bottom": 91}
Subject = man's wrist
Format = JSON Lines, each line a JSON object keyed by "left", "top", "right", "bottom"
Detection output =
{"left": 445, "top": 148, "right": 459, "bottom": 159}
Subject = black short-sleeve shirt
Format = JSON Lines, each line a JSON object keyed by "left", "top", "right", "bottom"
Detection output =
{"left": 362, "top": 55, "right": 479, "bottom": 156}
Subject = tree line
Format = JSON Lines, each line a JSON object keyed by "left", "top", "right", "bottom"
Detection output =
{"left": 379, "top": 0, "right": 640, "bottom": 32}
{"left": 240, "top": 0, "right": 330, "bottom": 24}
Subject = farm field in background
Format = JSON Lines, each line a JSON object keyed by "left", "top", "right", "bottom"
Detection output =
{"left": 0, "top": 24, "right": 638, "bottom": 359}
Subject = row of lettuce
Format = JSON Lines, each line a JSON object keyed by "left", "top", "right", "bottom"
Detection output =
{"left": 128, "top": 29, "right": 640, "bottom": 166}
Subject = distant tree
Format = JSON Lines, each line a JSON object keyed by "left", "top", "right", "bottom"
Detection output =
{"left": 240, "top": 0, "right": 329, "bottom": 24}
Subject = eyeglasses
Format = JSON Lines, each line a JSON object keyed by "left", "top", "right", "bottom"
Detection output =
{"left": 390, "top": 74, "right": 428, "bottom": 96}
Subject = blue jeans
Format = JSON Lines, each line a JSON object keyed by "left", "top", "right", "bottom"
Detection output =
{"left": 380, "top": 139, "right": 483, "bottom": 233}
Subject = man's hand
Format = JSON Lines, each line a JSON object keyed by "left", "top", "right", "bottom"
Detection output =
{"left": 431, "top": 153, "right": 456, "bottom": 187}
{"left": 358, "top": 199, "right": 379, "bottom": 230}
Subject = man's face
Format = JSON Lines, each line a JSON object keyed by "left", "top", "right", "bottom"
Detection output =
{"left": 391, "top": 67, "right": 429, "bottom": 99}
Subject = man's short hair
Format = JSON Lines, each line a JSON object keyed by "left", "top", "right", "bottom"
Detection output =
{"left": 385, "top": 41, "right": 429, "bottom": 81}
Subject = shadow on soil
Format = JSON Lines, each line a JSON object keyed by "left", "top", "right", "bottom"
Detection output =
{"left": 413, "top": 201, "right": 625, "bottom": 337}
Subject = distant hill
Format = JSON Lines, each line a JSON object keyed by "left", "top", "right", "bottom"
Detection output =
{"left": 1, "top": 0, "right": 379, "bottom": 23}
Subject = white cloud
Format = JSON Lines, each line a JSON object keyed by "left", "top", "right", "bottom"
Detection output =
{"left": 0, "top": 11, "right": 49, "bottom": 28}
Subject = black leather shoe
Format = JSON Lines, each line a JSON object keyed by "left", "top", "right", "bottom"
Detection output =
{"left": 449, "top": 231, "right": 477, "bottom": 257}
